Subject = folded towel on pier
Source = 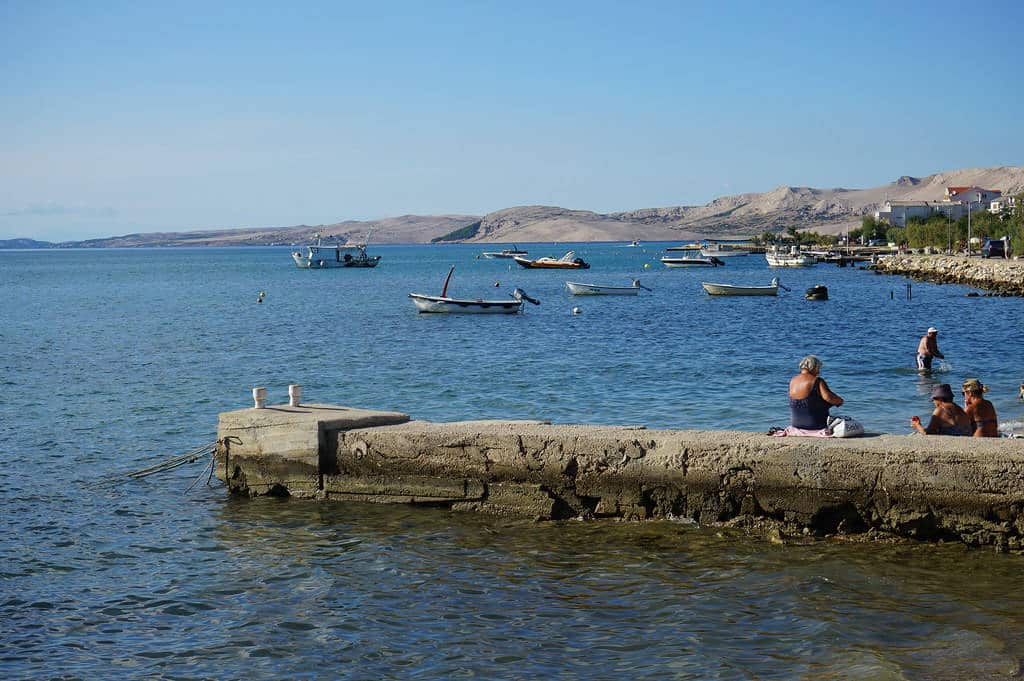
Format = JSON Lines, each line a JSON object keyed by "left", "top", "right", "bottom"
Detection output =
{"left": 769, "top": 426, "right": 832, "bottom": 438}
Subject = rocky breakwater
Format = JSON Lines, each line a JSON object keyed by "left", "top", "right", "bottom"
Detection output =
{"left": 870, "top": 254, "right": 1024, "bottom": 295}
{"left": 217, "top": 403, "right": 1024, "bottom": 551}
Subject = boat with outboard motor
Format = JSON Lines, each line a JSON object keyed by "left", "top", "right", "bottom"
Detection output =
{"left": 409, "top": 266, "right": 540, "bottom": 314}
{"left": 482, "top": 245, "right": 528, "bottom": 259}
{"left": 565, "top": 279, "right": 651, "bottom": 296}
{"left": 765, "top": 245, "right": 816, "bottom": 267}
{"left": 514, "top": 251, "right": 590, "bottom": 269}
{"left": 291, "top": 233, "right": 381, "bottom": 268}
{"left": 661, "top": 255, "right": 725, "bottom": 267}
{"left": 701, "top": 277, "right": 788, "bottom": 297}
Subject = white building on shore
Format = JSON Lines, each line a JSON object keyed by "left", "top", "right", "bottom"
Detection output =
{"left": 875, "top": 186, "right": 1003, "bottom": 226}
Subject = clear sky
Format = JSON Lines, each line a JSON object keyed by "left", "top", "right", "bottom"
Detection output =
{"left": 2, "top": 0, "right": 1022, "bottom": 241}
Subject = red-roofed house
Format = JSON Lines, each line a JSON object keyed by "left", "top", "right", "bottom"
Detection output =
{"left": 946, "top": 186, "right": 1002, "bottom": 203}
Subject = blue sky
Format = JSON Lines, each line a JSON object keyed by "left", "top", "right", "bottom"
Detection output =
{"left": 2, "top": 0, "right": 1022, "bottom": 241}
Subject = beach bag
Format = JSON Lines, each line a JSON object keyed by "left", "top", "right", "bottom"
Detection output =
{"left": 828, "top": 415, "right": 865, "bottom": 438}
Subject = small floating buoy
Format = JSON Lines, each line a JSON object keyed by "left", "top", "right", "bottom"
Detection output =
{"left": 494, "top": 281, "right": 500, "bottom": 287}
{"left": 805, "top": 285, "right": 828, "bottom": 301}
{"left": 257, "top": 291, "right": 266, "bottom": 303}
{"left": 572, "top": 306, "right": 582, "bottom": 315}
{"left": 644, "top": 263, "right": 650, "bottom": 269}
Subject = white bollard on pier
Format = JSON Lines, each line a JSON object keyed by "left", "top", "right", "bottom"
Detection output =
{"left": 252, "top": 387, "right": 267, "bottom": 409}
{"left": 288, "top": 384, "right": 302, "bottom": 407}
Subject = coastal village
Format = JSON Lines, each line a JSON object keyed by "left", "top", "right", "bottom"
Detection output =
{"left": 875, "top": 185, "right": 1018, "bottom": 226}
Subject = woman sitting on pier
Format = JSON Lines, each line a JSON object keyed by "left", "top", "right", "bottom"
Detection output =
{"left": 963, "top": 378, "right": 999, "bottom": 437}
{"left": 910, "top": 384, "right": 972, "bottom": 436}
{"left": 788, "top": 355, "right": 844, "bottom": 431}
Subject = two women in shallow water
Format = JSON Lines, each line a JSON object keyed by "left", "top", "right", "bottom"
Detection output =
{"left": 909, "top": 379, "right": 1000, "bottom": 437}
{"left": 788, "top": 355, "right": 843, "bottom": 430}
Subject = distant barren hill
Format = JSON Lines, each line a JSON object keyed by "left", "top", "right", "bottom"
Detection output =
{"left": 53, "top": 166, "right": 1024, "bottom": 247}
{"left": 450, "top": 166, "right": 1024, "bottom": 242}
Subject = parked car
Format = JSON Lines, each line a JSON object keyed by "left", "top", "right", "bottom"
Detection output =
{"left": 981, "top": 238, "right": 1006, "bottom": 259}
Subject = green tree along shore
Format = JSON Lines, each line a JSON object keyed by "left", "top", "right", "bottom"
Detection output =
{"left": 854, "top": 192, "right": 1024, "bottom": 253}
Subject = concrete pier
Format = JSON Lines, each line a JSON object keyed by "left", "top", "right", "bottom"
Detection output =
{"left": 216, "top": 403, "right": 1024, "bottom": 551}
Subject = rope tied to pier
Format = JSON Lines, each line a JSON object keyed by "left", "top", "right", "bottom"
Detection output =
{"left": 92, "top": 440, "right": 220, "bottom": 492}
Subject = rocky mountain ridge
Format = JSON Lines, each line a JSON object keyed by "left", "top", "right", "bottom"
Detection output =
{"left": 16, "top": 166, "right": 1023, "bottom": 248}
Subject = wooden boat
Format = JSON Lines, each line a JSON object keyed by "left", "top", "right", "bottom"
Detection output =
{"left": 565, "top": 279, "right": 650, "bottom": 296}
{"left": 514, "top": 251, "right": 590, "bottom": 269}
{"left": 702, "top": 278, "right": 782, "bottom": 296}
{"left": 765, "top": 245, "right": 815, "bottom": 267}
{"left": 409, "top": 266, "right": 539, "bottom": 314}
{"left": 481, "top": 245, "right": 528, "bottom": 259}
{"left": 660, "top": 255, "right": 725, "bottom": 267}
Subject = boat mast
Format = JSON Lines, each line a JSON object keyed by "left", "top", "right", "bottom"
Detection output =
{"left": 440, "top": 265, "right": 455, "bottom": 297}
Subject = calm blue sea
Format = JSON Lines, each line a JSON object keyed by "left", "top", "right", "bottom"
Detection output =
{"left": 2, "top": 244, "right": 1023, "bottom": 679}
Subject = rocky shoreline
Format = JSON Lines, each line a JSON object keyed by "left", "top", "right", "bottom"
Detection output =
{"left": 870, "top": 254, "right": 1024, "bottom": 296}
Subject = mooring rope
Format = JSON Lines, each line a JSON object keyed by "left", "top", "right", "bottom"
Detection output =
{"left": 88, "top": 440, "right": 220, "bottom": 490}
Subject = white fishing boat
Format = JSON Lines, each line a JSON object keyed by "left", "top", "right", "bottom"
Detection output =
{"left": 661, "top": 255, "right": 725, "bottom": 267}
{"left": 765, "top": 245, "right": 816, "bottom": 267}
{"left": 565, "top": 279, "right": 650, "bottom": 296}
{"left": 409, "top": 266, "right": 539, "bottom": 314}
{"left": 291, "top": 234, "right": 381, "bottom": 268}
{"left": 701, "top": 278, "right": 783, "bottom": 297}
{"left": 699, "top": 242, "right": 751, "bottom": 257}
{"left": 625, "top": 240, "right": 641, "bottom": 247}
{"left": 481, "top": 245, "right": 528, "bottom": 259}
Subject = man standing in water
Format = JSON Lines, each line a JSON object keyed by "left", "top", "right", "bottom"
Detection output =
{"left": 916, "top": 327, "right": 944, "bottom": 372}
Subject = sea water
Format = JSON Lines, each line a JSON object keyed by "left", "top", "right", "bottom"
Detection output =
{"left": 2, "top": 244, "right": 1023, "bottom": 679}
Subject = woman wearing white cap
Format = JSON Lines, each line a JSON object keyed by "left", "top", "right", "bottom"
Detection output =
{"left": 916, "top": 327, "right": 943, "bottom": 372}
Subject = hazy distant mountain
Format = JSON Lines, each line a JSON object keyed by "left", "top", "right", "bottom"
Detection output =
{"left": 0, "top": 238, "right": 54, "bottom": 249}
{"left": 41, "top": 166, "right": 1024, "bottom": 247}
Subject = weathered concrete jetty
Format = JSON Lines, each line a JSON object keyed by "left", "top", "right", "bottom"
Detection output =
{"left": 216, "top": 403, "right": 1024, "bottom": 551}
{"left": 870, "top": 254, "right": 1024, "bottom": 295}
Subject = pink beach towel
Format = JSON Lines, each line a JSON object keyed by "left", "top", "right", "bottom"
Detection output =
{"left": 771, "top": 426, "right": 832, "bottom": 438}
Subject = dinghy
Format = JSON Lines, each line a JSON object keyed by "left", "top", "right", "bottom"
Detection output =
{"left": 565, "top": 279, "right": 651, "bottom": 296}
{"left": 701, "top": 278, "right": 786, "bottom": 297}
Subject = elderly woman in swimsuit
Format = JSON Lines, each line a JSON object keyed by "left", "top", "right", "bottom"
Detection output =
{"left": 789, "top": 355, "right": 844, "bottom": 430}
{"left": 910, "top": 383, "right": 972, "bottom": 436}
{"left": 963, "top": 378, "right": 999, "bottom": 437}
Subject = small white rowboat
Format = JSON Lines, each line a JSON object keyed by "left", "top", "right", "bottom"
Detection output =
{"left": 702, "top": 278, "right": 783, "bottom": 296}
{"left": 565, "top": 280, "right": 650, "bottom": 296}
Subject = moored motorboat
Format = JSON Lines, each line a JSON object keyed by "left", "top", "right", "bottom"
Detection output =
{"left": 765, "top": 245, "right": 816, "bottom": 267}
{"left": 701, "top": 278, "right": 785, "bottom": 296}
{"left": 292, "top": 234, "right": 381, "bottom": 268}
{"left": 482, "top": 244, "right": 528, "bottom": 259}
{"left": 565, "top": 279, "right": 651, "bottom": 296}
{"left": 514, "top": 251, "right": 590, "bottom": 269}
{"left": 661, "top": 255, "right": 725, "bottom": 267}
{"left": 409, "top": 266, "right": 540, "bottom": 314}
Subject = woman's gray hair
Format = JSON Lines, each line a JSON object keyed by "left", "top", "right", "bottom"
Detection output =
{"left": 799, "top": 355, "right": 822, "bottom": 373}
